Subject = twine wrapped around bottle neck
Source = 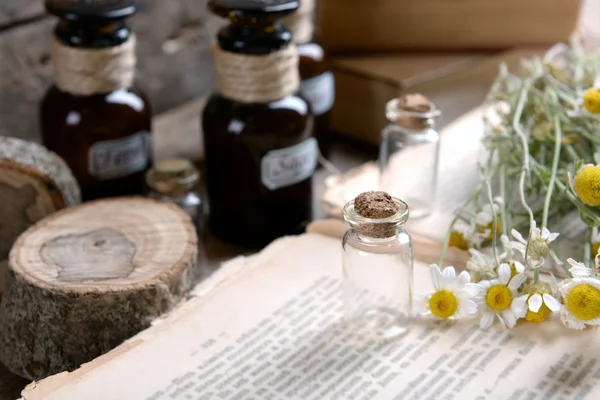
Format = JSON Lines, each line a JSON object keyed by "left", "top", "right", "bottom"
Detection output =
{"left": 282, "top": 0, "right": 315, "bottom": 44}
{"left": 52, "top": 35, "right": 137, "bottom": 96}
{"left": 212, "top": 43, "right": 300, "bottom": 104}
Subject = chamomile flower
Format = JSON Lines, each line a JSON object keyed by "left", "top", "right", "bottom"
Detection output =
{"left": 466, "top": 249, "right": 497, "bottom": 282}
{"left": 475, "top": 198, "right": 503, "bottom": 238}
{"left": 448, "top": 221, "right": 472, "bottom": 251}
{"left": 474, "top": 263, "right": 527, "bottom": 329}
{"left": 512, "top": 283, "right": 561, "bottom": 323}
{"left": 558, "top": 258, "right": 600, "bottom": 330}
{"left": 571, "top": 163, "right": 600, "bottom": 206}
{"left": 502, "top": 220, "right": 561, "bottom": 265}
{"left": 418, "top": 264, "right": 479, "bottom": 320}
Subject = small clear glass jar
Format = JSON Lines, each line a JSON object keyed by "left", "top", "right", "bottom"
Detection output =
{"left": 378, "top": 97, "right": 441, "bottom": 219}
{"left": 342, "top": 196, "right": 413, "bottom": 340}
{"left": 146, "top": 158, "right": 205, "bottom": 241}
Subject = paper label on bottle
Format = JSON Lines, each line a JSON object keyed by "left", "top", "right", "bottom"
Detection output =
{"left": 261, "top": 137, "right": 318, "bottom": 190}
{"left": 88, "top": 131, "right": 151, "bottom": 180}
{"left": 299, "top": 71, "right": 335, "bottom": 116}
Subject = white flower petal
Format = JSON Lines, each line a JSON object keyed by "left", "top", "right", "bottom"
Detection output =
{"left": 480, "top": 311, "right": 495, "bottom": 330}
{"left": 508, "top": 273, "right": 527, "bottom": 291}
{"left": 430, "top": 264, "right": 443, "bottom": 289}
{"left": 457, "top": 271, "right": 471, "bottom": 285}
{"left": 442, "top": 266, "right": 457, "bottom": 283}
{"left": 513, "top": 261, "right": 525, "bottom": 273}
{"left": 541, "top": 227, "right": 551, "bottom": 240}
{"left": 464, "top": 283, "right": 481, "bottom": 296}
{"left": 498, "top": 263, "right": 511, "bottom": 284}
{"left": 528, "top": 294, "right": 543, "bottom": 313}
{"left": 511, "top": 295, "right": 528, "bottom": 317}
{"left": 475, "top": 212, "right": 491, "bottom": 226}
{"left": 501, "top": 310, "right": 517, "bottom": 328}
{"left": 550, "top": 274, "right": 560, "bottom": 294}
{"left": 547, "top": 232, "right": 560, "bottom": 242}
{"left": 550, "top": 251, "right": 564, "bottom": 266}
{"left": 569, "top": 264, "right": 593, "bottom": 278}
{"left": 561, "top": 310, "right": 587, "bottom": 330}
{"left": 543, "top": 294, "right": 561, "bottom": 312}
{"left": 477, "top": 280, "right": 492, "bottom": 290}
{"left": 461, "top": 299, "right": 479, "bottom": 315}
{"left": 511, "top": 229, "right": 527, "bottom": 244}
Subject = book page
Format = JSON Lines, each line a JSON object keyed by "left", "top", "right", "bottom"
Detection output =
{"left": 22, "top": 232, "right": 600, "bottom": 400}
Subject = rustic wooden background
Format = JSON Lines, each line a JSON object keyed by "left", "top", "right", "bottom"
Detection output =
{"left": 0, "top": 0, "right": 224, "bottom": 142}
{"left": 0, "top": 0, "right": 597, "bottom": 144}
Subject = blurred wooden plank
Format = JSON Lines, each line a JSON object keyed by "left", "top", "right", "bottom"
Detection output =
{"left": 153, "top": 96, "right": 206, "bottom": 162}
{"left": 0, "top": 1, "right": 44, "bottom": 29}
{"left": 318, "top": 0, "right": 582, "bottom": 52}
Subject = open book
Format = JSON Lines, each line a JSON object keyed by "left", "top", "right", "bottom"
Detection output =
{"left": 20, "top": 226, "right": 600, "bottom": 399}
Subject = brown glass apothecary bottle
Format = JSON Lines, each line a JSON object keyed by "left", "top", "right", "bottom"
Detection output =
{"left": 283, "top": 0, "right": 335, "bottom": 159}
{"left": 202, "top": 0, "right": 316, "bottom": 249}
{"left": 40, "top": 0, "right": 153, "bottom": 201}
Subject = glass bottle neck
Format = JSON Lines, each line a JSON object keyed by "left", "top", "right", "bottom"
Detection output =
{"left": 54, "top": 19, "right": 131, "bottom": 49}
{"left": 385, "top": 98, "right": 440, "bottom": 132}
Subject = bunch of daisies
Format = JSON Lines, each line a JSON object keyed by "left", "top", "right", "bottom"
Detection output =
{"left": 427, "top": 39, "right": 600, "bottom": 330}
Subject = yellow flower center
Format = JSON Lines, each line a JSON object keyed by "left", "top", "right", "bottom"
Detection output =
{"left": 523, "top": 292, "right": 551, "bottom": 323}
{"left": 428, "top": 290, "right": 459, "bottom": 319}
{"left": 573, "top": 165, "right": 600, "bottom": 206}
{"left": 448, "top": 231, "right": 469, "bottom": 250}
{"left": 592, "top": 242, "right": 600, "bottom": 259}
{"left": 584, "top": 88, "right": 600, "bottom": 114}
{"left": 525, "top": 303, "right": 551, "bottom": 323}
{"left": 478, "top": 221, "right": 501, "bottom": 240}
{"left": 486, "top": 285, "right": 513, "bottom": 311}
{"left": 566, "top": 284, "right": 600, "bottom": 321}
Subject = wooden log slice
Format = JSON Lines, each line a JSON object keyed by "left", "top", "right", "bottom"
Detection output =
{"left": 0, "top": 197, "right": 197, "bottom": 380}
{"left": 0, "top": 137, "right": 81, "bottom": 294}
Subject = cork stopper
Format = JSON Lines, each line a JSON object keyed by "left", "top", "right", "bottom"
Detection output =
{"left": 354, "top": 191, "right": 398, "bottom": 219}
{"left": 145, "top": 158, "right": 199, "bottom": 196}
{"left": 347, "top": 191, "right": 405, "bottom": 239}
{"left": 395, "top": 93, "right": 437, "bottom": 131}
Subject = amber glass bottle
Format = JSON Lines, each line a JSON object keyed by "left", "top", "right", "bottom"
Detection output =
{"left": 40, "top": 0, "right": 152, "bottom": 201}
{"left": 202, "top": 0, "right": 316, "bottom": 249}
{"left": 283, "top": 0, "right": 335, "bottom": 159}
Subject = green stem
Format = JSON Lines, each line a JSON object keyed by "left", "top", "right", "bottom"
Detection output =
{"left": 485, "top": 180, "right": 499, "bottom": 265}
{"left": 512, "top": 83, "right": 536, "bottom": 231}
{"left": 499, "top": 164, "right": 509, "bottom": 238}
{"left": 585, "top": 228, "right": 592, "bottom": 269}
{"left": 541, "top": 116, "right": 562, "bottom": 229}
{"left": 565, "top": 145, "right": 580, "bottom": 162}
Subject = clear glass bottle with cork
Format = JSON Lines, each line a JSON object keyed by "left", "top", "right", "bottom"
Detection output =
{"left": 202, "top": 0, "right": 317, "bottom": 249}
{"left": 342, "top": 191, "right": 413, "bottom": 341}
{"left": 378, "top": 93, "right": 441, "bottom": 219}
{"left": 145, "top": 158, "right": 205, "bottom": 241}
{"left": 40, "top": 0, "right": 153, "bottom": 201}
{"left": 283, "top": 0, "right": 335, "bottom": 159}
